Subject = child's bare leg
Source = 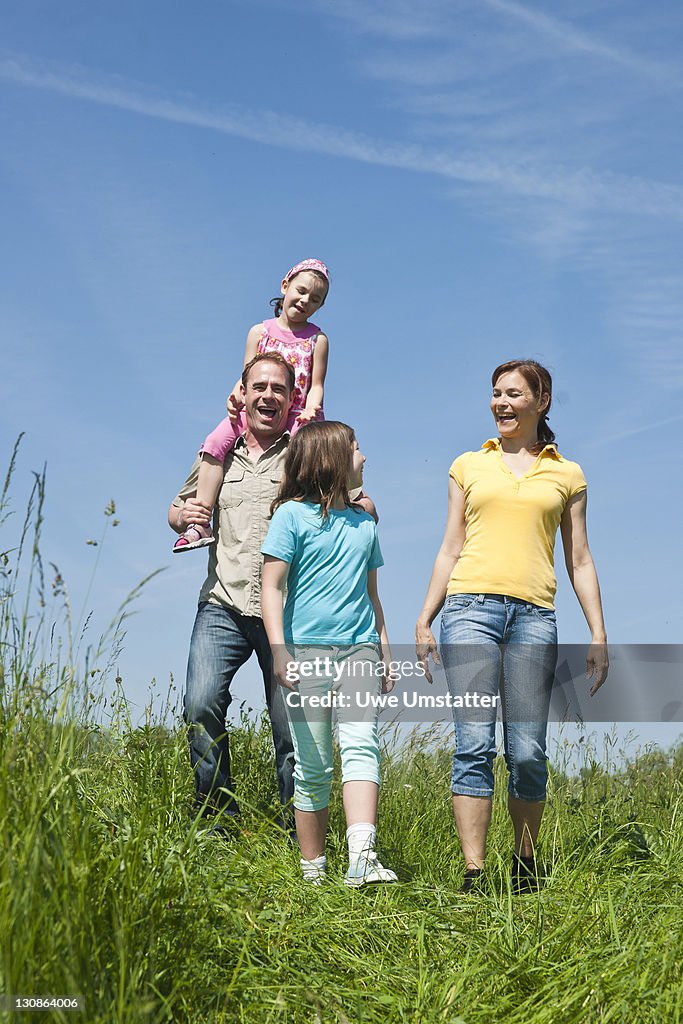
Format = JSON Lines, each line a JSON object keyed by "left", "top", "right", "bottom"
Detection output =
{"left": 342, "top": 781, "right": 397, "bottom": 885}
{"left": 295, "top": 806, "right": 329, "bottom": 860}
{"left": 172, "top": 453, "right": 223, "bottom": 552}
{"left": 196, "top": 454, "right": 224, "bottom": 509}
{"left": 343, "top": 780, "right": 378, "bottom": 828}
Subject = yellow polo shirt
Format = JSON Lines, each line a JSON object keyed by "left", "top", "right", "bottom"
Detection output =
{"left": 447, "top": 439, "right": 587, "bottom": 609}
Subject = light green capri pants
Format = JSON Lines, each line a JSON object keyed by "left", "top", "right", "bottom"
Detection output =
{"left": 283, "top": 644, "right": 383, "bottom": 812}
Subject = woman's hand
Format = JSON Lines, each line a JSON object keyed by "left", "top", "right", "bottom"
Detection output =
{"left": 587, "top": 641, "right": 609, "bottom": 695}
{"left": 272, "top": 649, "right": 297, "bottom": 691}
{"left": 415, "top": 619, "right": 439, "bottom": 685}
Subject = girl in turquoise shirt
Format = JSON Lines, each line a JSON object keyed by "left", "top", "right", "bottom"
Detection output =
{"left": 261, "top": 421, "right": 398, "bottom": 887}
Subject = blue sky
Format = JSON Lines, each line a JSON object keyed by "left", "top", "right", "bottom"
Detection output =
{"left": 1, "top": 0, "right": 681, "bottom": 751}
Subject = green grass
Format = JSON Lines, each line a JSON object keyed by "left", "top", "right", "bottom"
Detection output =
{"left": 2, "top": 442, "right": 682, "bottom": 1023}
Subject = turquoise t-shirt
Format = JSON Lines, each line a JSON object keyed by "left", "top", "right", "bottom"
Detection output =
{"left": 261, "top": 500, "right": 384, "bottom": 645}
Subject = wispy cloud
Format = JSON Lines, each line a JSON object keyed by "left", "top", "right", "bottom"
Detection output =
{"left": 2, "top": 53, "right": 683, "bottom": 221}
{"left": 315, "top": 0, "right": 680, "bottom": 87}
{"left": 482, "top": 0, "right": 680, "bottom": 86}
{"left": 311, "top": 0, "right": 452, "bottom": 40}
{"left": 587, "top": 413, "right": 683, "bottom": 447}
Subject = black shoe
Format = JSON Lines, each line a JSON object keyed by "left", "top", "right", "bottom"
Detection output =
{"left": 192, "top": 792, "right": 241, "bottom": 840}
{"left": 512, "top": 854, "right": 539, "bottom": 894}
{"left": 195, "top": 812, "right": 244, "bottom": 841}
{"left": 193, "top": 791, "right": 240, "bottom": 820}
{"left": 460, "top": 868, "right": 485, "bottom": 894}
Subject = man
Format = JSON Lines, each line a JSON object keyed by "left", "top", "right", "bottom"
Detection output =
{"left": 169, "top": 353, "right": 297, "bottom": 823}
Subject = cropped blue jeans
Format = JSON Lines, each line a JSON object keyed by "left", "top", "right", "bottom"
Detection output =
{"left": 440, "top": 594, "right": 558, "bottom": 802}
{"left": 284, "top": 644, "right": 383, "bottom": 812}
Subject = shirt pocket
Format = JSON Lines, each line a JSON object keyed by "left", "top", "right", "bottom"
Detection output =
{"left": 268, "top": 472, "right": 284, "bottom": 510}
{"left": 219, "top": 465, "right": 245, "bottom": 509}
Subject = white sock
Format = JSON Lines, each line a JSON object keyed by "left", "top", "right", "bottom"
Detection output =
{"left": 346, "top": 822, "right": 376, "bottom": 861}
{"left": 300, "top": 854, "right": 327, "bottom": 881}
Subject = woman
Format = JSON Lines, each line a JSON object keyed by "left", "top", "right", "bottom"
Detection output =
{"left": 262, "top": 421, "right": 397, "bottom": 887}
{"left": 416, "top": 360, "right": 608, "bottom": 893}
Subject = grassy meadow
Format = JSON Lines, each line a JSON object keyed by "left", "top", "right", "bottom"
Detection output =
{"left": 1, "top": 445, "right": 682, "bottom": 1023}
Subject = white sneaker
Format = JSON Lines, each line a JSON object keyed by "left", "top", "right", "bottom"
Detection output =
{"left": 300, "top": 855, "right": 327, "bottom": 885}
{"left": 344, "top": 851, "right": 398, "bottom": 888}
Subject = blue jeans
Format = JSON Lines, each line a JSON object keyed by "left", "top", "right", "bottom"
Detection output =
{"left": 184, "top": 602, "right": 295, "bottom": 816}
{"left": 440, "top": 594, "right": 558, "bottom": 802}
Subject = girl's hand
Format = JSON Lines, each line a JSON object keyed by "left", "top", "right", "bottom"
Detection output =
{"left": 227, "top": 391, "right": 243, "bottom": 421}
{"left": 381, "top": 661, "right": 400, "bottom": 695}
{"left": 272, "top": 649, "right": 297, "bottom": 691}
{"left": 587, "top": 642, "right": 609, "bottom": 695}
{"left": 415, "top": 620, "right": 439, "bottom": 685}
{"left": 295, "top": 406, "right": 320, "bottom": 425}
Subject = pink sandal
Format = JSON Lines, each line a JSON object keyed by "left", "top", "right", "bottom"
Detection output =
{"left": 173, "top": 523, "right": 215, "bottom": 554}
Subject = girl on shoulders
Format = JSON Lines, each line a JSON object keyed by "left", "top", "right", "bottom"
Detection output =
{"left": 173, "top": 259, "right": 330, "bottom": 553}
{"left": 261, "top": 421, "right": 398, "bottom": 887}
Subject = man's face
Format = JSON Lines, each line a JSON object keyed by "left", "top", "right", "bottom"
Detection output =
{"left": 240, "top": 360, "right": 293, "bottom": 438}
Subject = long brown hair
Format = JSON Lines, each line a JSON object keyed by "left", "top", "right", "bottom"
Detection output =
{"left": 491, "top": 359, "right": 556, "bottom": 450}
{"left": 271, "top": 421, "right": 357, "bottom": 520}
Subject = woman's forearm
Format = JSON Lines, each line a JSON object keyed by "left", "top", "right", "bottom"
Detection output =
{"left": 417, "top": 548, "right": 459, "bottom": 627}
{"left": 570, "top": 560, "right": 607, "bottom": 641}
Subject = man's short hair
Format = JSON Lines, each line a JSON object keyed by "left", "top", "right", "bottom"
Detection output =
{"left": 242, "top": 351, "right": 295, "bottom": 393}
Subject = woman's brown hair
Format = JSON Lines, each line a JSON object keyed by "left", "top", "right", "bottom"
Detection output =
{"left": 491, "top": 359, "right": 556, "bottom": 450}
{"left": 271, "top": 421, "right": 357, "bottom": 520}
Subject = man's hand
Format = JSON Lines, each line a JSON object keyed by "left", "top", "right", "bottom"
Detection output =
{"left": 227, "top": 391, "right": 243, "bottom": 423}
{"left": 415, "top": 620, "right": 439, "bottom": 685}
{"left": 353, "top": 491, "right": 379, "bottom": 523}
{"left": 587, "top": 641, "right": 609, "bottom": 695}
{"left": 175, "top": 498, "right": 212, "bottom": 532}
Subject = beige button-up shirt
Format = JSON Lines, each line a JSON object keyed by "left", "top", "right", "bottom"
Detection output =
{"left": 173, "top": 433, "right": 289, "bottom": 617}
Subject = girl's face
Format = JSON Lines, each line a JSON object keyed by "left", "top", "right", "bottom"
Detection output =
{"left": 348, "top": 439, "right": 366, "bottom": 490}
{"left": 280, "top": 271, "right": 328, "bottom": 324}
{"left": 490, "top": 370, "right": 549, "bottom": 439}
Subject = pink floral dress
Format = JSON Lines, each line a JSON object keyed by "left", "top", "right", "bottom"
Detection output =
{"left": 256, "top": 318, "right": 322, "bottom": 412}
{"left": 200, "top": 318, "right": 324, "bottom": 461}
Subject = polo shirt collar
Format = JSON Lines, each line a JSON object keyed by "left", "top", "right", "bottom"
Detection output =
{"left": 482, "top": 438, "right": 561, "bottom": 459}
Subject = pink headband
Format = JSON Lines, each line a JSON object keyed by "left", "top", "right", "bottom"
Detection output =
{"left": 283, "top": 258, "right": 330, "bottom": 283}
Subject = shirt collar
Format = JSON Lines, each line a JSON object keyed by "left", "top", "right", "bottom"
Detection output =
{"left": 482, "top": 437, "right": 561, "bottom": 459}
{"left": 235, "top": 430, "right": 291, "bottom": 456}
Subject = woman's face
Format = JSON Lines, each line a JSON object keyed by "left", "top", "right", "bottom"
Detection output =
{"left": 348, "top": 439, "right": 366, "bottom": 489}
{"left": 490, "top": 370, "right": 549, "bottom": 440}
